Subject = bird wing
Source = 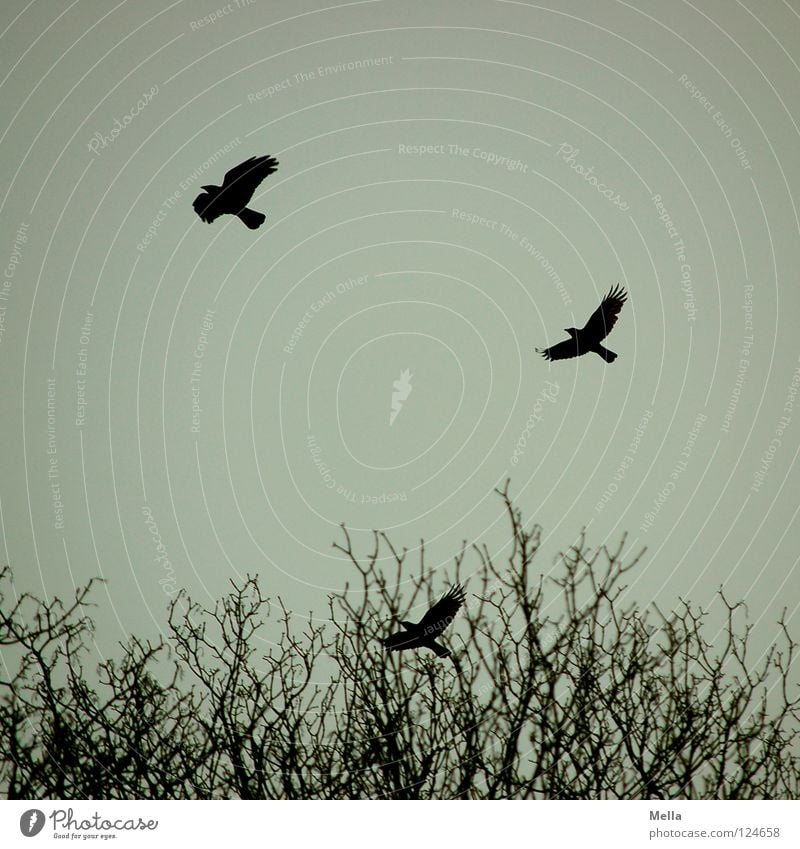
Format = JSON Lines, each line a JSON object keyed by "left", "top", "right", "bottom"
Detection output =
{"left": 536, "top": 338, "right": 581, "bottom": 361}
{"left": 580, "top": 284, "right": 627, "bottom": 341}
{"left": 220, "top": 155, "right": 279, "bottom": 199}
{"left": 381, "top": 630, "right": 418, "bottom": 652}
{"left": 418, "top": 584, "right": 465, "bottom": 638}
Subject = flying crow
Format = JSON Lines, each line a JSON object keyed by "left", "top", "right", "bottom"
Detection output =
{"left": 536, "top": 284, "right": 627, "bottom": 363}
{"left": 192, "top": 155, "right": 279, "bottom": 229}
{"left": 381, "top": 584, "right": 465, "bottom": 658}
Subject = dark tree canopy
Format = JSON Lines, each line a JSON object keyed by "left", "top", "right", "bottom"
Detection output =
{"left": 1, "top": 484, "right": 798, "bottom": 799}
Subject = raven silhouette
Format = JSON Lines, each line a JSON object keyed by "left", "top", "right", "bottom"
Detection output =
{"left": 536, "top": 284, "right": 627, "bottom": 362}
{"left": 192, "top": 155, "right": 279, "bottom": 229}
{"left": 381, "top": 584, "right": 465, "bottom": 658}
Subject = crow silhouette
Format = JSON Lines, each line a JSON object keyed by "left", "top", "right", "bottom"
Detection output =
{"left": 381, "top": 584, "right": 465, "bottom": 658}
{"left": 192, "top": 155, "right": 279, "bottom": 229}
{"left": 536, "top": 284, "right": 627, "bottom": 362}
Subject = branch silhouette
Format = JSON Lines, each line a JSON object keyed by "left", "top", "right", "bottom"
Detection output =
{"left": 2, "top": 484, "right": 798, "bottom": 799}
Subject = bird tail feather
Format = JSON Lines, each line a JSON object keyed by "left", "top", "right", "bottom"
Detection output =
{"left": 594, "top": 345, "right": 617, "bottom": 363}
{"left": 430, "top": 641, "right": 450, "bottom": 658}
{"left": 237, "top": 207, "right": 266, "bottom": 229}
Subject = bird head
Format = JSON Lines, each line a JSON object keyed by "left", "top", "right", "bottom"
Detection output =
{"left": 565, "top": 327, "right": 578, "bottom": 337}
{"left": 400, "top": 620, "right": 415, "bottom": 631}
{"left": 200, "top": 185, "right": 216, "bottom": 193}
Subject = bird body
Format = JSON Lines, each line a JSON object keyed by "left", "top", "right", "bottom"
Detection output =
{"left": 192, "top": 155, "right": 279, "bottom": 228}
{"left": 381, "top": 584, "right": 465, "bottom": 658}
{"left": 537, "top": 284, "right": 627, "bottom": 362}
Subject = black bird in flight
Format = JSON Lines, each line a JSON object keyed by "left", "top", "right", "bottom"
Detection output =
{"left": 381, "top": 584, "right": 465, "bottom": 658}
{"left": 536, "top": 284, "right": 627, "bottom": 363}
{"left": 192, "top": 154, "right": 279, "bottom": 229}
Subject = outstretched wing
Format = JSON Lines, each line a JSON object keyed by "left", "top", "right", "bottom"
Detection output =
{"left": 381, "top": 631, "right": 418, "bottom": 652}
{"left": 418, "top": 584, "right": 465, "bottom": 639}
{"left": 536, "top": 338, "right": 581, "bottom": 361}
{"left": 221, "top": 155, "right": 279, "bottom": 197}
{"left": 580, "top": 285, "right": 627, "bottom": 342}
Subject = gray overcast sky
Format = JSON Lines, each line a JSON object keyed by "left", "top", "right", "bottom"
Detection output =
{"left": 1, "top": 0, "right": 799, "bottom": 660}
